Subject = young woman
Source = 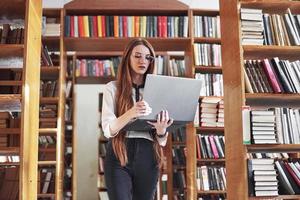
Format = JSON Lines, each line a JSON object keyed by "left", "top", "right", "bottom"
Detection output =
{"left": 101, "top": 38, "right": 173, "bottom": 200}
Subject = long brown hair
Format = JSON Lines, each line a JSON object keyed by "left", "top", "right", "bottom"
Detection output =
{"left": 112, "top": 38, "right": 163, "bottom": 167}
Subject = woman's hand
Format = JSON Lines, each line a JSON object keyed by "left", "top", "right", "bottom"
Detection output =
{"left": 147, "top": 110, "right": 173, "bottom": 136}
{"left": 128, "top": 100, "right": 152, "bottom": 119}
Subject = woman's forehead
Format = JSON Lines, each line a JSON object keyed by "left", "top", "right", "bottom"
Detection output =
{"left": 132, "top": 45, "right": 150, "bottom": 54}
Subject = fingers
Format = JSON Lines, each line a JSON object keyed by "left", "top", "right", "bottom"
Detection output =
{"left": 135, "top": 100, "right": 152, "bottom": 116}
{"left": 158, "top": 110, "right": 169, "bottom": 123}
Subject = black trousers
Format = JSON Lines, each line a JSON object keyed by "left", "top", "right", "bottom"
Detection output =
{"left": 104, "top": 138, "right": 159, "bottom": 200}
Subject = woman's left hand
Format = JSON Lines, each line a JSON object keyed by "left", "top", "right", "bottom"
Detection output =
{"left": 147, "top": 110, "right": 173, "bottom": 136}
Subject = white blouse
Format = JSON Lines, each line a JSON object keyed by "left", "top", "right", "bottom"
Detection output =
{"left": 101, "top": 81, "right": 168, "bottom": 146}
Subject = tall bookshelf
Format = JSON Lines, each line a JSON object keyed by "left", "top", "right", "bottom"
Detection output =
{"left": 0, "top": 0, "right": 42, "bottom": 199}
{"left": 220, "top": 0, "right": 300, "bottom": 200}
{"left": 38, "top": 8, "right": 65, "bottom": 200}
{"left": 63, "top": 0, "right": 194, "bottom": 199}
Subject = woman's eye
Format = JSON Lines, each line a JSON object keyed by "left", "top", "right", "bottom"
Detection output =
{"left": 134, "top": 55, "right": 142, "bottom": 58}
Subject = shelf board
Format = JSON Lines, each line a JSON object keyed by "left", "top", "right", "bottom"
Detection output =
{"left": 249, "top": 195, "right": 300, "bottom": 200}
{"left": 75, "top": 76, "right": 115, "bottom": 84}
{"left": 0, "top": 147, "right": 19, "bottom": 154}
{"left": 39, "top": 128, "right": 57, "bottom": 135}
{"left": 196, "top": 126, "right": 224, "bottom": 133}
{"left": 245, "top": 93, "right": 300, "bottom": 107}
{"left": 0, "top": 94, "right": 21, "bottom": 112}
{"left": 0, "top": 0, "right": 25, "bottom": 19}
{"left": 0, "top": 128, "right": 20, "bottom": 135}
{"left": 0, "top": 44, "right": 24, "bottom": 57}
{"left": 43, "top": 8, "right": 61, "bottom": 18}
{"left": 0, "top": 81, "right": 22, "bottom": 86}
{"left": 191, "top": 9, "right": 219, "bottom": 16}
{"left": 64, "top": 37, "right": 191, "bottom": 51}
{"left": 247, "top": 144, "right": 300, "bottom": 152}
{"left": 194, "top": 66, "right": 222, "bottom": 74}
{"left": 40, "top": 97, "right": 59, "bottom": 104}
{"left": 197, "top": 190, "right": 226, "bottom": 194}
{"left": 194, "top": 37, "right": 221, "bottom": 44}
{"left": 38, "top": 160, "right": 56, "bottom": 166}
{"left": 37, "top": 193, "right": 55, "bottom": 198}
{"left": 39, "top": 147, "right": 56, "bottom": 153}
{"left": 40, "top": 118, "right": 57, "bottom": 123}
{"left": 65, "top": 0, "right": 189, "bottom": 14}
{"left": 240, "top": 1, "right": 300, "bottom": 13}
{"left": 41, "top": 66, "right": 60, "bottom": 78}
{"left": 42, "top": 36, "right": 60, "bottom": 51}
{"left": 197, "top": 158, "right": 225, "bottom": 163}
{"left": 0, "top": 162, "right": 20, "bottom": 166}
{"left": 243, "top": 45, "right": 300, "bottom": 60}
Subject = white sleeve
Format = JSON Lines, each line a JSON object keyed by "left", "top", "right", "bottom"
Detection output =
{"left": 101, "top": 83, "right": 119, "bottom": 138}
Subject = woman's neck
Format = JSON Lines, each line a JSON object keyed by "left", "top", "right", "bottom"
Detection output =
{"left": 131, "top": 74, "right": 144, "bottom": 86}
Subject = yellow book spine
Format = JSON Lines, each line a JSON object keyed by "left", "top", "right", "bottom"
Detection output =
{"left": 83, "top": 16, "right": 89, "bottom": 37}
{"left": 97, "top": 16, "right": 102, "bottom": 37}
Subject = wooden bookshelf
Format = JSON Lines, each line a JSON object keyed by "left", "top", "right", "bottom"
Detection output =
{"left": 38, "top": 8, "right": 66, "bottom": 200}
{"left": 220, "top": 0, "right": 300, "bottom": 199}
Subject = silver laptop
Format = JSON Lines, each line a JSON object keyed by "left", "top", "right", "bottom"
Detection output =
{"left": 122, "top": 74, "right": 202, "bottom": 132}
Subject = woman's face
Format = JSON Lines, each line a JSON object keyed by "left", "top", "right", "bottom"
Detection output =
{"left": 130, "top": 44, "right": 153, "bottom": 76}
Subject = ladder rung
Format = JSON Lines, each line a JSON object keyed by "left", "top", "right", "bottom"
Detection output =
{"left": 39, "top": 128, "right": 57, "bottom": 134}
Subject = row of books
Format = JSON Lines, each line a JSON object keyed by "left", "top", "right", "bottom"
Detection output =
{"left": 156, "top": 56, "right": 186, "bottom": 77}
{"left": 193, "top": 43, "right": 222, "bottom": 67}
{"left": 248, "top": 159, "right": 300, "bottom": 196}
{"left": 240, "top": 8, "right": 300, "bottom": 46}
{"left": 0, "top": 155, "right": 19, "bottom": 163}
{"left": 40, "top": 80, "right": 58, "bottom": 97}
{"left": 0, "top": 24, "right": 24, "bottom": 44}
{"left": 42, "top": 16, "right": 60, "bottom": 36}
{"left": 75, "top": 58, "right": 120, "bottom": 77}
{"left": 39, "top": 168, "right": 55, "bottom": 194}
{"left": 248, "top": 152, "right": 290, "bottom": 159}
{"left": 0, "top": 166, "right": 19, "bottom": 200}
{"left": 38, "top": 135, "right": 56, "bottom": 146}
{"left": 65, "top": 103, "right": 73, "bottom": 122}
{"left": 40, "top": 105, "right": 57, "bottom": 119}
{"left": 244, "top": 58, "right": 300, "bottom": 94}
{"left": 195, "top": 73, "right": 223, "bottom": 97}
{"left": 196, "top": 135, "right": 225, "bottom": 159}
{"left": 172, "top": 146, "right": 186, "bottom": 166}
{"left": 198, "top": 97, "right": 224, "bottom": 127}
{"left": 193, "top": 15, "right": 220, "bottom": 38}
{"left": 196, "top": 166, "right": 226, "bottom": 191}
{"left": 41, "top": 45, "right": 54, "bottom": 67}
{"left": 243, "top": 107, "right": 300, "bottom": 144}
{"left": 171, "top": 127, "right": 186, "bottom": 142}
{"left": 173, "top": 170, "right": 186, "bottom": 191}
{"left": 65, "top": 15, "right": 189, "bottom": 38}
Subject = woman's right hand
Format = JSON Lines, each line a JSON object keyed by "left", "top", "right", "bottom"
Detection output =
{"left": 128, "top": 100, "right": 152, "bottom": 119}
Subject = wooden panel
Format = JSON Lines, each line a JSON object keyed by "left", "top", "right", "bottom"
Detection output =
{"left": 241, "top": 1, "right": 300, "bottom": 14}
{"left": 192, "top": 9, "right": 219, "bottom": 16}
{"left": 0, "top": 0, "right": 25, "bottom": 19}
{"left": 247, "top": 144, "right": 300, "bottom": 152}
{"left": 220, "top": 0, "right": 248, "bottom": 200}
{"left": 186, "top": 123, "right": 197, "bottom": 200}
{"left": 65, "top": 0, "right": 189, "bottom": 14}
{"left": 64, "top": 37, "right": 191, "bottom": 51}
{"left": 194, "top": 37, "right": 221, "bottom": 44}
{"left": 243, "top": 45, "right": 300, "bottom": 60}
{"left": 0, "top": 44, "right": 24, "bottom": 57}
{"left": 20, "top": 0, "right": 42, "bottom": 199}
{"left": 246, "top": 93, "right": 300, "bottom": 107}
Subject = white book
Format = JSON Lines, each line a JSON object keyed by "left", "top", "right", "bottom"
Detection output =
{"left": 255, "top": 190, "right": 278, "bottom": 196}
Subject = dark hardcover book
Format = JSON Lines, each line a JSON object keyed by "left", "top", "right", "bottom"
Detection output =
{"left": 248, "top": 160, "right": 255, "bottom": 196}
{"left": 270, "top": 57, "right": 293, "bottom": 93}
{"left": 256, "top": 60, "right": 274, "bottom": 93}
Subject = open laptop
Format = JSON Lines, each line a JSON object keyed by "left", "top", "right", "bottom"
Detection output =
{"left": 122, "top": 74, "right": 202, "bottom": 132}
